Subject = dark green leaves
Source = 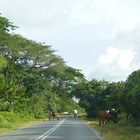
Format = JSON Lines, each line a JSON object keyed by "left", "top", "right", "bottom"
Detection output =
{"left": 0, "top": 15, "right": 17, "bottom": 32}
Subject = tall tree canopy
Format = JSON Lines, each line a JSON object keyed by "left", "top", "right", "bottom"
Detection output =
{"left": 1, "top": 14, "right": 140, "bottom": 123}
{"left": 122, "top": 70, "right": 140, "bottom": 119}
{"left": 0, "top": 15, "right": 84, "bottom": 117}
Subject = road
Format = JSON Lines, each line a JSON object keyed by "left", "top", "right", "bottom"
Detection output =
{"left": 0, "top": 116, "right": 103, "bottom": 140}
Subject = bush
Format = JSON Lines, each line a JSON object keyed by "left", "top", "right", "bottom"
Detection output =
{"left": 0, "top": 112, "right": 18, "bottom": 128}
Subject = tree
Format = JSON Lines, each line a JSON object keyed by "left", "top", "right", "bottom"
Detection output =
{"left": 0, "top": 15, "right": 83, "bottom": 119}
{"left": 42, "top": 66, "right": 85, "bottom": 95}
{"left": 103, "top": 81, "right": 125, "bottom": 111}
{"left": 0, "top": 15, "right": 16, "bottom": 32}
{"left": 72, "top": 79, "right": 105, "bottom": 117}
{"left": 122, "top": 70, "right": 140, "bottom": 120}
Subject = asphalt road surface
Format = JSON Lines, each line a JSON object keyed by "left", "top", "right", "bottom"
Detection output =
{"left": 0, "top": 116, "right": 103, "bottom": 140}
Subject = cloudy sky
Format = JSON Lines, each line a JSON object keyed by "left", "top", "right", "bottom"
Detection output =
{"left": 0, "top": 0, "right": 140, "bottom": 81}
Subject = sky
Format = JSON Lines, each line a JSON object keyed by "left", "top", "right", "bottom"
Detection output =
{"left": 0, "top": 0, "right": 140, "bottom": 81}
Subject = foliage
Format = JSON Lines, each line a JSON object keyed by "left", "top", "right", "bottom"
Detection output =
{"left": 43, "top": 66, "right": 85, "bottom": 95}
{"left": 72, "top": 71, "right": 140, "bottom": 122}
{"left": 0, "top": 14, "right": 140, "bottom": 131}
{"left": 121, "top": 70, "right": 140, "bottom": 119}
{"left": 0, "top": 14, "right": 84, "bottom": 125}
{"left": 83, "top": 116, "right": 140, "bottom": 140}
{"left": 72, "top": 79, "right": 107, "bottom": 117}
{"left": 72, "top": 79, "right": 134, "bottom": 120}
{"left": 0, "top": 15, "right": 16, "bottom": 32}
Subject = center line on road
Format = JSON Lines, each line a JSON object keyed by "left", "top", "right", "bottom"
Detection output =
{"left": 35, "top": 119, "right": 65, "bottom": 140}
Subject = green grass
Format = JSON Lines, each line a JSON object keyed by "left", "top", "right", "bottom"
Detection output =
{"left": 80, "top": 115, "right": 140, "bottom": 140}
{"left": 0, "top": 119, "right": 45, "bottom": 135}
{"left": 0, "top": 112, "right": 47, "bottom": 135}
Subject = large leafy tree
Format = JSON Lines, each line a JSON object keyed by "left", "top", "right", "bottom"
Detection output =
{"left": 0, "top": 14, "right": 83, "bottom": 117}
{"left": 0, "top": 34, "right": 64, "bottom": 69}
{"left": 103, "top": 81, "right": 125, "bottom": 111}
{"left": 72, "top": 79, "right": 125, "bottom": 117}
{"left": 72, "top": 79, "right": 107, "bottom": 117}
{"left": 122, "top": 70, "right": 140, "bottom": 120}
{"left": 42, "top": 66, "right": 85, "bottom": 95}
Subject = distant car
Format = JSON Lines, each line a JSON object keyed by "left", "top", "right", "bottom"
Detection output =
{"left": 63, "top": 111, "right": 68, "bottom": 115}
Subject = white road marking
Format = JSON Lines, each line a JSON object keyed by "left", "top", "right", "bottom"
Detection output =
{"left": 35, "top": 119, "right": 65, "bottom": 140}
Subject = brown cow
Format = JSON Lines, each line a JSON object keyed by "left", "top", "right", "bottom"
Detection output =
{"left": 98, "top": 108, "right": 118, "bottom": 125}
{"left": 98, "top": 110, "right": 111, "bottom": 125}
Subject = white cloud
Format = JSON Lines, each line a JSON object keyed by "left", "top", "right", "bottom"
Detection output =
{"left": 90, "top": 47, "right": 137, "bottom": 81}
{"left": 99, "top": 47, "right": 135, "bottom": 71}
{"left": 1, "top": 0, "right": 140, "bottom": 81}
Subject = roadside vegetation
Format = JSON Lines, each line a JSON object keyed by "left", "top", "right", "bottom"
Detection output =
{"left": 81, "top": 115, "right": 140, "bottom": 140}
{"left": 0, "top": 14, "right": 140, "bottom": 138}
{"left": 0, "top": 15, "right": 84, "bottom": 130}
{"left": 0, "top": 111, "right": 44, "bottom": 134}
{"left": 73, "top": 73, "right": 140, "bottom": 139}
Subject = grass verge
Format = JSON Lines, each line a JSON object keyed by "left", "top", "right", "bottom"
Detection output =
{"left": 80, "top": 115, "right": 140, "bottom": 140}
{"left": 0, "top": 112, "right": 47, "bottom": 135}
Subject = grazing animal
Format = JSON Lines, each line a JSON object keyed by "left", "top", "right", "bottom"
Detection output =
{"left": 48, "top": 110, "right": 59, "bottom": 120}
{"left": 98, "top": 110, "right": 111, "bottom": 125}
{"left": 108, "top": 108, "right": 118, "bottom": 123}
{"left": 98, "top": 108, "right": 118, "bottom": 125}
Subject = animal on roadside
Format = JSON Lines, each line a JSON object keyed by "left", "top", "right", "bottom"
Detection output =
{"left": 48, "top": 110, "right": 59, "bottom": 121}
{"left": 98, "top": 110, "right": 111, "bottom": 125}
{"left": 108, "top": 108, "right": 118, "bottom": 123}
{"left": 98, "top": 108, "right": 118, "bottom": 125}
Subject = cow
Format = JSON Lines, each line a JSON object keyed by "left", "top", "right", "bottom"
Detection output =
{"left": 48, "top": 110, "right": 59, "bottom": 121}
{"left": 108, "top": 108, "right": 118, "bottom": 123}
{"left": 98, "top": 108, "right": 118, "bottom": 125}
{"left": 98, "top": 110, "right": 111, "bottom": 125}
